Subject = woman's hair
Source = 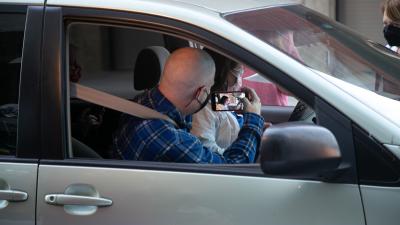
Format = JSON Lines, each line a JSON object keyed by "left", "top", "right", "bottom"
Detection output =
{"left": 203, "top": 48, "right": 240, "bottom": 92}
{"left": 382, "top": 0, "right": 400, "bottom": 23}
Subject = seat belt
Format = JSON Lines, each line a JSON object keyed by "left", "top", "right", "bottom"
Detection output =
{"left": 70, "top": 82, "right": 178, "bottom": 127}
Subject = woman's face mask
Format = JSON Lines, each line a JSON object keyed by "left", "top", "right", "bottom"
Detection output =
{"left": 383, "top": 24, "right": 400, "bottom": 47}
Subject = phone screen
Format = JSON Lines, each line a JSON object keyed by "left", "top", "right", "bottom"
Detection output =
{"left": 211, "top": 91, "right": 246, "bottom": 111}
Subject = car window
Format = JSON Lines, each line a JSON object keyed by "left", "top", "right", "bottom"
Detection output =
{"left": 242, "top": 67, "right": 298, "bottom": 107}
{"left": 225, "top": 5, "right": 400, "bottom": 102}
{"left": 66, "top": 22, "right": 310, "bottom": 162}
{"left": 0, "top": 12, "right": 26, "bottom": 156}
{"left": 67, "top": 23, "right": 189, "bottom": 159}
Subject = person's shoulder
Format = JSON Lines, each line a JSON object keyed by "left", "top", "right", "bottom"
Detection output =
{"left": 203, "top": 103, "right": 217, "bottom": 114}
{"left": 137, "top": 118, "right": 173, "bottom": 129}
{"left": 136, "top": 119, "right": 178, "bottom": 137}
{"left": 193, "top": 103, "right": 217, "bottom": 118}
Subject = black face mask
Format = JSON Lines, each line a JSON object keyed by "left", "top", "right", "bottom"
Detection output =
{"left": 383, "top": 24, "right": 400, "bottom": 47}
{"left": 194, "top": 91, "right": 210, "bottom": 114}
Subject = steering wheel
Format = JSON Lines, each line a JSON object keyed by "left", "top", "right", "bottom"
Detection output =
{"left": 288, "top": 101, "right": 316, "bottom": 123}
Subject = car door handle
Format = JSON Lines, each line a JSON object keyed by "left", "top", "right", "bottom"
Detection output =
{"left": 45, "top": 194, "right": 112, "bottom": 207}
{"left": 0, "top": 189, "right": 28, "bottom": 202}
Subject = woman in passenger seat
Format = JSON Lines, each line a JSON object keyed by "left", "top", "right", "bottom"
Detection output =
{"left": 191, "top": 51, "right": 244, "bottom": 155}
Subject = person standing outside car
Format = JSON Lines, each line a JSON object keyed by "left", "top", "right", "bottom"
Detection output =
{"left": 243, "top": 30, "right": 303, "bottom": 106}
{"left": 382, "top": 0, "right": 400, "bottom": 53}
{"left": 113, "top": 48, "right": 264, "bottom": 163}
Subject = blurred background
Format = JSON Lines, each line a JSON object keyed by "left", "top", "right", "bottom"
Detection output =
{"left": 298, "top": 0, "right": 386, "bottom": 44}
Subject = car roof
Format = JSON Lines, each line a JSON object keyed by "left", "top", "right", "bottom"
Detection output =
{"left": 0, "top": 0, "right": 44, "bottom": 4}
{"left": 7, "top": 0, "right": 400, "bottom": 147}
{"left": 44, "top": 0, "right": 299, "bottom": 14}
{"left": 167, "top": 0, "right": 299, "bottom": 13}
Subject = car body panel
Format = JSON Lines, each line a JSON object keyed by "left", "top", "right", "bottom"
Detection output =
{"left": 360, "top": 185, "right": 400, "bottom": 225}
{"left": 0, "top": 3, "right": 40, "bottom": 225}
{"left": 37, "top": 165, "right": 365, "bottom": 225}
{"left": 314, "top": 70, "right": 400, "bottom": 129}
{"left": 0, "top": 163, "right": 37, "bottom": 225}
{"left": 46, "top": 0, "right": 221, "bottom": 19}
{"left": 46, "top": 0, "right": 299, "bottom": 14}
{"left": 171, "top": 0, "right": 299, "bottom": 13}
{"left": 384, "top": 144, "right": 400, "bottom": 159}
{"left": 0, "top": 1, "right": 397, "bottom": 225}
{"left": 0, "top": 0, "right": 43, "bottom": 4}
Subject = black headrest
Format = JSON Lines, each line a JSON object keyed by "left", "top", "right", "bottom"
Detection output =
{"left": 133, "top": 46, "right": 170, "bottom": 90}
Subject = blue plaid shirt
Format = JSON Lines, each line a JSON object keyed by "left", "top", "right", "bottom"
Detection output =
{"left": 113, "top": 88, "right": 264, "bottom": 163}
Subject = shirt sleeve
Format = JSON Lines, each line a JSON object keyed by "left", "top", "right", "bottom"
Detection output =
{"left": 222, "top": 113, "right": 264, "bottom": 163}
{"left": 137, "top": 113, "right": 264, "bottom": 164}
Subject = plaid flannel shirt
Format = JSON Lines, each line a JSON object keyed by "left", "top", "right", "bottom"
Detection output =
{"left": 113, "top": 87, "right": 264, "bottom": 163}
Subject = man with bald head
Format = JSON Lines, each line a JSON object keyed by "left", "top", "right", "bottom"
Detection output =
{"left": 114, "top": 48, "right": 264, "bottom": 163}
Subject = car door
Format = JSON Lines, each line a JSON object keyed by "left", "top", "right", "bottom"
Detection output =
{"left": 353, "top": 125, "right": 400, "bottom": 225}
{"left": 36, "top": 4, "right": 365, "bottom": 225}
{"left": 0, "top": 2, "right": 43, "bottom": 224}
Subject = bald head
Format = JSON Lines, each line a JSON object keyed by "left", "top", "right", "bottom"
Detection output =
{"left": 159, "top": 48, "right": 215, "bottom": 106}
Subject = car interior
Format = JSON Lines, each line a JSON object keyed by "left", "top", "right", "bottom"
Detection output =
{"left": 0, "top": 13, "right": 26, "bottom": 155}
{"left": 67, "top": 23, "right": 316, "bottom": 160}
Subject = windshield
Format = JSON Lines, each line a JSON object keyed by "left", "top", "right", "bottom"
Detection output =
{"left": 225, "top": 5, "right": 400, "bottom": 101}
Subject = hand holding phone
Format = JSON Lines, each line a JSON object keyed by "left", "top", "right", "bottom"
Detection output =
{"left": 211, "top": 88, "right": 261, "bottom": 114}
{"left": 241, "top": 87, "right": 261, "bottom": 115}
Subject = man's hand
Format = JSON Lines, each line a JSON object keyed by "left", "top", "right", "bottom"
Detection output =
{"left": 241, "top": 87, "right": 261, "bottom": 115}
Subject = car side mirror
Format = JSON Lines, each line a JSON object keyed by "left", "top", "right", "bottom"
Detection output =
{"left": 260, "top": 122, "right": 342, "bottom": 178}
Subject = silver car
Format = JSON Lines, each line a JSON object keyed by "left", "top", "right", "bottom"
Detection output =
{"left": 0, "top": 0, "right": 399, "bottom": 225}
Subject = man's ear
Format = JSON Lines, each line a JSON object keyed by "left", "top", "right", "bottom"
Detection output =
{"left": 195, "top": 86, "right": 205, "bottom": 99}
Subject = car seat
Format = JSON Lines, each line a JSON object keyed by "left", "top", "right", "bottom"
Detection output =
{"left": 104, "top": 46, "right": 171, "bottom": 159}
{"left": 71, "top": 46, "right": 171, "bottom": 159}
{"left": 133, "top": 46, "right": 170, "bottom": 90}
{"left": 72, "top": 137, "right": 102, "bottom": 158}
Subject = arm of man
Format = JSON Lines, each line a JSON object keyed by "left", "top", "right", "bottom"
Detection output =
{"left": 132, "top": 117, "right": 263, "bottom": 164}
{"left": 222, "top": 112, "right": 264, "bottom": 163}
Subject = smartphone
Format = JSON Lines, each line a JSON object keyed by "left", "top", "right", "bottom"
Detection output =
{"left": 211, "top": 91, "right": 246, "bottom": 111}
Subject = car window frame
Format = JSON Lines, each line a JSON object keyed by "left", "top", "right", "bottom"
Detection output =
{"left": 0, "top": 4, "right": 42, "bottom": 161}
{"left": 39, "top": 5, "right": 358, "bottom": 183}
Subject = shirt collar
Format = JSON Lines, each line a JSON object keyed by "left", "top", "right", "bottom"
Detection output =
{"left": 148, "top": 87, "right": 192, "bottom": 129}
